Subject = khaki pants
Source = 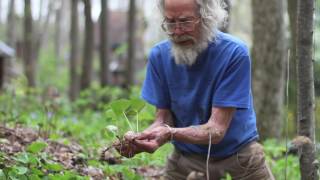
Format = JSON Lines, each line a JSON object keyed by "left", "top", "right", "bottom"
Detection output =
{"left": 164, "top": 141, "right": 275, "bottom": 180}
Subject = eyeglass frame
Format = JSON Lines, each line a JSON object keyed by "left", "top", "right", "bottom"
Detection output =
{"left": 161, "top": 17, "right": 201, "bottom": 35}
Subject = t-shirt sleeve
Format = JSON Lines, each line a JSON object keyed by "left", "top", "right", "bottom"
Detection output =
{"left": 212, "top": 55, "right": 252, "bottom": 109}
{"left": 141, "top": 49, "right": 170, "bottom": 108}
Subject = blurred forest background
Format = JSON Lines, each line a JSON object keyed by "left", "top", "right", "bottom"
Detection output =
{"left": 0, "top": 0, "right": 319, "bottom": 179}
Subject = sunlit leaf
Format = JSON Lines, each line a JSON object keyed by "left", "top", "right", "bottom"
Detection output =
{"left": 110, "top": 99, "right": 130, "bottom": 116}
{"left": 129, "top": 99, "right": 145, "bottom": 112}
{"left": 13, "top": 153, "right": 29, "bottom": 164}
{"left": 30, "top": 168, "right": 44, "bottom": 176}
{"left": 14, "top": 166, "right": 28, "bottom": 175}
{"left": 27, "top": 142, "right": 48, "bottom": 153}
{"left": 44, "top": 162, "right": 63, "bottom": 171}
{"left": 29, "top": 174, "right": 41, "bottom": 180}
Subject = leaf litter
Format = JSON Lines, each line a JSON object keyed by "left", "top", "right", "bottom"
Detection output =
{"left": 0, "top": 124, "right": 164, "bottom": 179}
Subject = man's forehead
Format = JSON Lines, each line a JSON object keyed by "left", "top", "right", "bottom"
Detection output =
{"left": 164, "top": 0, "right": 197, "bottom": 11}
{"left": 164, "top": 0, "right": 198, "bottom": 18}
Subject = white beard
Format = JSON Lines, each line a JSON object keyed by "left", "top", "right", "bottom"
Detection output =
{"left": 171, "top": 40, "right": 209, "bottom": 66}
{"left": 170, "top": 23, "right": 216, "bottom": 66}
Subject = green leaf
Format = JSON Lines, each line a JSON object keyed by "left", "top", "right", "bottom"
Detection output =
{"left": 13, "top": 153, "right": 29, "bottom": 164}
{"left": 27, "top": 153, "right": 39, "bottom": 166}
{"left": 48, "top": 174, "right": 63, "bottom": 180}
{"left": 29, "top": 174, "right": 41, "bottom": 180}
{"left": 44, "top": 162, "right": 63, "bottom": 171}
{"left": 63, "top": 170, "right": 84, "bottom": 179}
{"left": 27, "top": 142, "right": 48, "bottom": 153}
{"left": 30, "top": 168, "right": 44, "bottom": 176}
{"left": 13, "top": 166, "right": 28, "bottom": 175}
{"left": 110, "top": 99, "right": 130, "bottom": 116}
{"left": 129, "top": 99, "right": 145, "bottom": 112}
{"left": 0, "top": 169, "right": 5, "bottom": 178}
{"left": 8, "top": 169, "right": 19, "bottom": 180}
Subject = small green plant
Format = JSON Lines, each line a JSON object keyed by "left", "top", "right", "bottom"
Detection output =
{"left": 263, "top": 139, "right": 300, "bottom": 180}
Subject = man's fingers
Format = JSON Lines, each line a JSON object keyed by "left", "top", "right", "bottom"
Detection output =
{"left": 134, "top": 139, "right": 158, "bottom": 153}
{"left": 135, "top": 132, "right": 154, "bottom": 140}
{"left": 124, "top": 131, "right": 140, "bottom": 141}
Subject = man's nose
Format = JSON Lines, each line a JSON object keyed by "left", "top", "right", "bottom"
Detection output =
{"left": 172, "top": 26, "right": 184, "bottom": 36}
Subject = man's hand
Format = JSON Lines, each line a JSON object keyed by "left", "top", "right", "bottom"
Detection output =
{"left": 113, "top": 131, "right": 141, "bottom": 158}
{"left": 132, "top": 125, "right": 171, "bottom": 153}
{"left": 115, "top": 125, "right": 171, "bottom": 157}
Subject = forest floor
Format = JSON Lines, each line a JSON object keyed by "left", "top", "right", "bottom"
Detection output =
{"left": 0, "top": 124, "right": 164, "bottom": 180}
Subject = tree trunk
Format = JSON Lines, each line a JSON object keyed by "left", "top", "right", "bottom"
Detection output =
{"left": 80, "top": 0, "right": 94, "bottom": 90}
{"left": 24, "top": 0, "right": 36, "bottom": 87}
{"left": 34, "top": 1, "right": 54, "bottom": 63}
{"left": 55, "top": 0, "right": 63, "bottom": 62}
{"left": 220, "top": 0, "right": 231, "bottom": 32}
{"left": 0, "top": 0, "right": 2, "bottom": 24}
{"left": 100, "top": 0, "right": 110, "bottom": 87}
{"left": 69, "top": 0, "right": 80, "bottom": 101}
{"left": 251, "top": 0, "right": 286, "bottom": 140}
{"left": 5, "top": 0, "right": 16, "bottom": 85}
{"left": 287, "top": 0, "right": 298, "bottom": 136}
{"left": 0, "top": 58, "right": 4, "bottom": 89}
{"left": 126, "top": 0, "right": 136, "bottom": 86}
{"left": 7, "top": 0, "right": 16, "bottom": 47}
{"left": 296, "top": 0, "right": 318, "bottom": 178}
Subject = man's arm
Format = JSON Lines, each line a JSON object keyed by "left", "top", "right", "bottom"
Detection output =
{"left": 171, "top": 107, "right": 235, "bottom": 144}
{"left": 130, "top": 106, "right": 235, "bottom": 154}
{"left": 144, "top": 108, "right": 174, "bottom": 131}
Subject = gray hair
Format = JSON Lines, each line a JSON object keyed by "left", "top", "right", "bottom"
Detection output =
{"left": 158, "top": 0, "right": 228, "bottom": 34}
{"left": 159, "top": 0, "right": 228, "bottom": 66}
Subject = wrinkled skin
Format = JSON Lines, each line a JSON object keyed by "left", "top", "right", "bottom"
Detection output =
{"left": 115, "top": 126, "right": 170, "bottom": 158}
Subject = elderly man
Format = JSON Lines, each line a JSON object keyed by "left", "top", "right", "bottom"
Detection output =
{"left": 116, "top": 0, "right": 275, "bottom": 179}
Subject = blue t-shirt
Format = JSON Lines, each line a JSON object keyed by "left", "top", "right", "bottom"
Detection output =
{"left": 141, "top": 31, "right": 258, "bottom": 158}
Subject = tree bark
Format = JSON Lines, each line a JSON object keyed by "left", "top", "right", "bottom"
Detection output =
{"left": 5, "top": 0, "right": 16, "bottom": 85}
{"left": 55, "top": 0, "right": 63, "bottom": 62}
{"left": 126, "top": 0, "right": 136, "bottom": 86}
{"left": 100, "top": 0, "right": 110, "bottom": 87}
{"left": 251, "top": 0, "right": 286, "bottom": 140}
{"left": 296, "top": 0, "right": 318, "bottom": 178}
{"left": 24, "top": 0, "right": 36, "bottom": 87}
{"left": 0, "top": 0, "right": 2, "bottom": 24}
{"left": 34, "top": 1, "right": 54, "bottom": 63}
{"left": 220, "top": 0, "right": 231, "bottom": 32}
{"left": 80, "top": 0, "right": 94, "bottom": 90}
{"left": 69, "top": 0, "right": 80, "bottom": 101}
{"left": 7, "top": 0, "right": 16, "bottom": 47}
{"left": 287, "top": 0, "right": 298, "bottom": 135}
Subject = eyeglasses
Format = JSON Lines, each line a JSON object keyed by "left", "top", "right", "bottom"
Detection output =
{"left": 161, "top": 18, "right": 200, "bottom": 35}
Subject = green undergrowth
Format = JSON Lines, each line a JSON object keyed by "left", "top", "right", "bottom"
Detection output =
{"left": 0, "top": 84, "right": 314, "bottom": 179}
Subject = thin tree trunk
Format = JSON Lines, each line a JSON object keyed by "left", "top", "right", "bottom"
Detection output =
{"left": 100, "top": 0, "right": 110, "bottom": 87}
{"left": 24, "top": 0, "right": 36, "bottom": 87}
{"left": 251, "top": 0, "right": 286, "bottom": 140}
{"left": 80, "top": 0, "right": 94, "bottom": 90}
{"left": 296, "top": 0, "right": 318, "bottom": 178}
{"left": 127, "top": 0, "right": 136, "bottom": 86}
{"left": 34, "top": 1, "right": 54, "bottom": 63}
{"left": 220, "top": 0, "right": 231, "bottom": 32}
{"left": 55, "top": 0, "right": 67, "bottom": 63}
{"left": 69, "top": 0, "right": 80, "bottom": 101}
{"left": 5, "top": 0, "right": 16, "bottom": 85}
{"left": 55, "top": 0, "right": 63, "bottom": 62}
{"left": 0, "top": 1, "right": 2, "bottom": 24}
{"left": 0, "top": 57, "right": 4, "bottom": 89}
{"left": 287, "top": 0, "right": 298, "bottom": 136}
{"left": 7, "top": 0, "right": 16, "bottom": 47}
